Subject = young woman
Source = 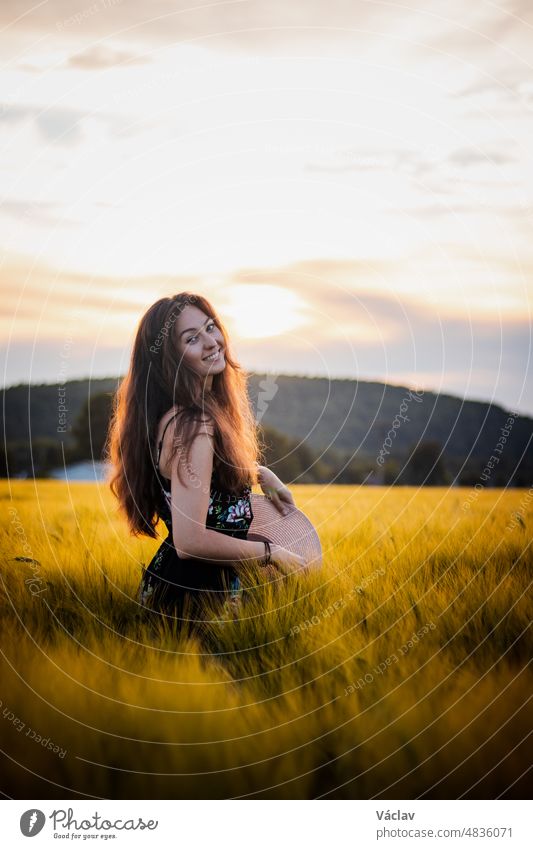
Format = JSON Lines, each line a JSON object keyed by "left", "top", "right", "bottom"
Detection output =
{"left": 107, "top": 292, "right": 304, "bottom": 631}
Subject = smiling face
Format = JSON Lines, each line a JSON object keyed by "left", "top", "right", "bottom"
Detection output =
{"left": 175, "top": 304, "right": 226, "bottom": 388}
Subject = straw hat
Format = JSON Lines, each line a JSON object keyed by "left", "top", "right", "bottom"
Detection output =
{"left": 247, "top": 493, "right": 322, "bottom": 573}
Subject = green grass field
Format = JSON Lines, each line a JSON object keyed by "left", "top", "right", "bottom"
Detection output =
{"left": 1, "top": 480, "right": 531, "bottom": 799}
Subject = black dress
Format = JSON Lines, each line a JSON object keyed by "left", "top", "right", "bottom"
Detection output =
{"left": 137, "top": 412, "right": 254, "bottom": 626}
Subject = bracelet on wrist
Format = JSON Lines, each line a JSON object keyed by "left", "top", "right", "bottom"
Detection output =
{"left": 262, "top": 539, "right": 272, "bottom": 567}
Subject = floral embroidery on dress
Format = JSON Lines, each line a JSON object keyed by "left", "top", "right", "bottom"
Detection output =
{"left": 208, "top": 486, "right": 252, "bottom": 528}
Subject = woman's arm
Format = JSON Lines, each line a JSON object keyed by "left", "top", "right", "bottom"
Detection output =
{"left": 167, "top": 421, "right": 267, "bottom": 566}
{"left": 177, "top": 528, "right": 268, "bottom": 565}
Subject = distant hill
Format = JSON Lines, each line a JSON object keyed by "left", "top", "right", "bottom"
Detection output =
{"left": 248, "top": 375, "right": 531, "bottom": 461}
{"left": 2, "top": 377, "right": 120, "bottom": 444}
{"left": 2, "top": 374, "right": 532, "bottom": 484}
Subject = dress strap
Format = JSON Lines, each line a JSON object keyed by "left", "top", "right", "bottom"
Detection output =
{"left": 155, "top": 410, "right": 181, "bottom": 471}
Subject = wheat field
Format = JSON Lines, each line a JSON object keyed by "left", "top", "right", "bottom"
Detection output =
{"left": 1, "top": 480, "right": 531, "bottom": 799}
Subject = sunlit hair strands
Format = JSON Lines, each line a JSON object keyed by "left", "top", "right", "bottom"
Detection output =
{"left": 106, "top": 293, "right": 262, "bottom": 538}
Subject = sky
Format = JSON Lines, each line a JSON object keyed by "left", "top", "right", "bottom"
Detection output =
{"left": 1, "top": 0, "right": 532, "bottom": 414}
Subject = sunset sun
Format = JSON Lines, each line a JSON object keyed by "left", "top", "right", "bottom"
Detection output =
{"left": 221, "top": 284, "right": 309, "bottom": 339}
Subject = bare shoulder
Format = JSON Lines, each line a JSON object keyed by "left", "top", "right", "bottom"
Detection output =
{"left": 156, "top": 406, "right": 214, "bottom": 478}
{"left": 157, "top": 406, "right": 215, "bottom": 441}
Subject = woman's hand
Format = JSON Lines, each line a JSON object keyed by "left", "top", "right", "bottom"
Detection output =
{"left": 258, "top": 466, "right": 297, "bottom": 517}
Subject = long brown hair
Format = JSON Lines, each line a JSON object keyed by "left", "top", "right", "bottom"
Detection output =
{"left": 106, "top": 293, "right": 262, "bottom": 538}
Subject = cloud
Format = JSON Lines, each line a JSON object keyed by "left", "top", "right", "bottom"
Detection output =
{"left": 0, "top": 104, "right": 34, "bottom": 124}
{"left": 0, "top": 0, "right": 528, "bottom": 68}
{"left": 230, "top": 302, "right": 533, "bottom": 413}
{"left": 0, "top": 102, "right": 84, "bottom": 143}
{"left": 303, "top": 148, "right": 431, "bottom": 176}
{"left": 0, "top": 0, "right": 381, "bottom": 53}
{"left": 448, "top": 147, "right": 516, "bottom": 167}
{"left": 0, "top": 256, "right": 206, "bottom": 321}
{"left": 454, "top": 74, "right": 519, "bottom": 100}
{"left": 279, "top": 283, "right": 432, "bottom": 342}
{"left": 304, "top": 143, "right": 517, "bottom": 180}
{"left": 427, "top": 4, "right": 524, "bottom": 57}
{"left": 0, "top": 200, "right": 76, "bottom": 227}
{"left": 231, "top": 256, "right": 395, "bottom": 284}
{"left": 405, "top": 203, "right": 479, "bottom": 218}
{"left": 66, "top": 45, "right": 150, "bottom": 70}
{"left": 35, "top": 107, "right": 83, "bottom": 144}
{"left": 0, "top": 100, "right": 141, "bottom": 145}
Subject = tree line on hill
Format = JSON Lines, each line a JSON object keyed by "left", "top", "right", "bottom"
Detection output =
{"left": 2, "top": 387, "right": 530, "bottom": 486}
